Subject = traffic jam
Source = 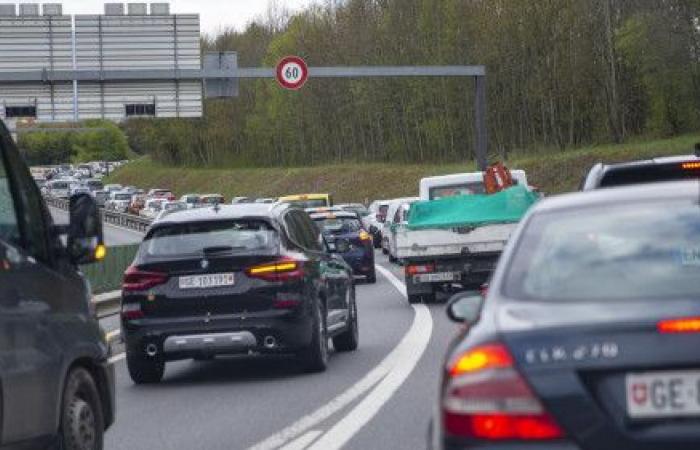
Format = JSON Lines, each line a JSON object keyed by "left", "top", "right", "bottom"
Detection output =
{"left": 31, "top": 150, "right": 700, "bottom": 450}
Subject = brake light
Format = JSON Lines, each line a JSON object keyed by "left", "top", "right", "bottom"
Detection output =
{"left": 246, "top": 258, "right": 304, "bottom": 282}
{"left": 406, "top": 264, "right": 434, "bottom": 276}
{"left": 443, "top": 343, "right": 565, "bottom": 441}
{"left": 658, "top": 317, "right": 700, "bottom": 333}
{"left": 681, "top": 162, "right": 700, "bottom": 170}
{"left": 122, "top": 266, "right": 168, "bottom": 292}
{"left": 359, "top": 231, "right": 372, "bottom": 242}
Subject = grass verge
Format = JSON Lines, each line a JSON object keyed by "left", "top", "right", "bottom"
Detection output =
{"left": 108, "top": 133, "right": 700, "bottom": 202}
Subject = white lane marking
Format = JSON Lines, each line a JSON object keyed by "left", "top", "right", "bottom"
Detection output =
{"left": 308, "top": 273, "right": 432, "bottom": 450}
{"left": 248, "top": 265, "right": 433, "bottom": 450}
{"left": 375, "top": 265, "right": 407, "bottom": 297}
{"left": 108, "top": 352, "right": 126, "bottom": 365}
{"left": 278, "top": 430, "right": 323, "bottom": 450}
{"left": 106, "top": 329, "right": 121, "bottom": 342}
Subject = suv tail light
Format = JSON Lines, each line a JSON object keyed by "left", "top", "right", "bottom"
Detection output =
{"left": 406, "top": 264, "right": 434, "bottom": 276}
{"left": 443, "top": 343, "right": 564, "bottom": 441}
{"left": 121, "top": 302, "right": 144, "bottom": 321}
{"left": 123, "top": 266, "right": 168, "bottom": 292}
{"left": 246, "top": 258, "right": 304, "bottom": 282}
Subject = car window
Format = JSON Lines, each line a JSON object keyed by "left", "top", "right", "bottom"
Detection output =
{"left": 0, "top": 150, "right": 19, "bottom": 245}
{"left": 504, "top": 201, "right": 700, "bottom": 301}
{"left": 141, "top": 220, "right": 279, "bottom": 259}
{"left": 292, "top": 210, "right": 322, "bottom": 251}
{"left": 314, "top": 217, "right": 362, "bottom": 234}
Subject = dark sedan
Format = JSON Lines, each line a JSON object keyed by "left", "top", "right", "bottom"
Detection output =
{"left": 121, "top": 203, "right": 358, "bottom": 384}
{"left": 433, "top": 181, "right": 700, "bottom": 450}
{"left": 310, "top": 211, "right": 377, "bottom": 284}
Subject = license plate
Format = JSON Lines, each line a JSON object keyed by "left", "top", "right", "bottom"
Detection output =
{"left": 626, "top": 370, "right": 700, "bottom": 419}
{"left": 179, "top": 273, "right": 235, "bottom": 290}
{"left": 414, "top": 272, "right": 458, "bottom": 283}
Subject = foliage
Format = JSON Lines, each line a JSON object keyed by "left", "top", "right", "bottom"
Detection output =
{"left": 127, "top": 0, "right": 700, "bottom": 167}
{"left": 17, "top": 120, "right": 130, "bottom": 165}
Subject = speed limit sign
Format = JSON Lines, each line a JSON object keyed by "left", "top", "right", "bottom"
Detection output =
{"left": 276, "top": 56, "right": 309, "bottom": 90}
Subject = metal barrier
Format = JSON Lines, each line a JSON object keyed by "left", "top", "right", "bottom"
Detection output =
{"left": 45, "top": 194, "right": 154, "bottom": 233}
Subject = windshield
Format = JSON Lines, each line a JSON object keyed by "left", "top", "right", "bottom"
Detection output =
{"left": 504, "top": 201, "right": 700, "bottom": 301}
{"left": 429, "top": 182, "right": 486, "bottom": 200}
{"left": 50, "top": 182, "right": 69, "bottom": 190}
{"left": 114, "top": 194, "right": 132, "bottom": 201}
{"left": 314, "top": 217, "right": 362, "bottom": 234}
{"left": 287, "top": 199, "right": 328, "bottom": 209}
{"left": 141, "top": 220, "right": 279, "bottom": 258}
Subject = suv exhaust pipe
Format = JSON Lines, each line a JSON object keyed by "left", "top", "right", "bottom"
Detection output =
{"left": 263, "top": 336, "right": 277, "bottom": 349}
{"left": 145, "top": 343, "right": 159, "bottom": 357}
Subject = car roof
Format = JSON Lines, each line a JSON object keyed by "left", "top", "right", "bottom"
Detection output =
{"left": 535, "top": 180, "right": 700, "bottom": 214}
{"left": 151, "top": 203, "right": 290, "bottom": 226}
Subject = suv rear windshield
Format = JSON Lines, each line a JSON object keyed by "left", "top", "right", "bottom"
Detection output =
{"left": 600, "top": 162, "right": 700, "bottom": 188}
{"left": 140, "top": 220, "right": 279, "bottom": 259}
{"left": 504, "top": 201, "right": 700, "bottom": 301}
{"left": 314, "top": 217, "right": 362, "bottom": 234}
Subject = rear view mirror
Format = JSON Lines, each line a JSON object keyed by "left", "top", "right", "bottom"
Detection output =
{"left": 68, "top": 193, "right": 105, "bottom": 265}
{"left": 446, "top": 292, "right": 484, "bottom": 325}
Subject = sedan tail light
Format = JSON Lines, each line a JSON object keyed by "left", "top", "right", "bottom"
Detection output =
{"left": 658, "top": 317, "right": 700, "bottom": 333}
{"left": 122, "top": 266, "right": 168, "bottom": 292}
{"left": 246, "top": 258, "right": 304, "bottom": 282}
{"left": 443, "top": 343, "right": 565, "bottom": 441}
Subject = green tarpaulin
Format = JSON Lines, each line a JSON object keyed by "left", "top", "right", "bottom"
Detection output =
{"left": 407, "top": 185, "right": 539, "bottom": 230}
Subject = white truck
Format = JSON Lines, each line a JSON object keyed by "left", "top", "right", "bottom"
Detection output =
{"left": 397, "top": 170, "right": 532, "bottom": 304}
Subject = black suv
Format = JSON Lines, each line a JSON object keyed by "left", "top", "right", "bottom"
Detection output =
{"left": 121, "top": 203, "right": 358, "bottom": 384}
{"left": 0, "top": 121, "right": 114, "bottom": 448}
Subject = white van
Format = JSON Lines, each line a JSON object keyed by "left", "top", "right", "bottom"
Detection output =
{"left": 47, "top": 180, "right": 72, "bottom": 199}
{"left": 419, "top": 170, "right": 529, "bottom": 201}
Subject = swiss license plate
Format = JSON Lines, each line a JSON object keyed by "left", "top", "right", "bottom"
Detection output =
{"left": 414, "top": 272, "right": 458, "bottom": 283}
{"left": 179, "top": 273, "right": 235, "bottom": 290}
{"left": 626, "top": 370, "right": 700, "bottom": 419}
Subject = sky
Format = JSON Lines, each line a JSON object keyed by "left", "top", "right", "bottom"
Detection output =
{"left": 5, "top": 0, "right": 315, "bottom": 34}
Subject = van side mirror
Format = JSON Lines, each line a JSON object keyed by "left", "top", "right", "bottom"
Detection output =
{"left": 446, "top": 292, "right": 484, "bottom": 325}
{"left": 67, "top": 193, "right": 105, "bottom": 265}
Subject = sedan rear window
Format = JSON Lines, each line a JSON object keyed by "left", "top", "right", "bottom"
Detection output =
{"left": 314, "top": 217, "right": 362, "bottom": 234}
{"left": 504, "top": 201, "right": 700, "bottom": 301}
{"left": 141, "top": 220, "right": 279, "bottom": 258}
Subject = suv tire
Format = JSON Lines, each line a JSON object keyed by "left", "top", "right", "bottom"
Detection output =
{"left": 300, "top": 301, "right": 329, "bottom": 373}
{"left": 333, "top": 291, "right": 359, "bottom": 352}
{"left": 59, "top": 368, "right": 104, "bottom": 450}
{"left": 127, "top": 349, "right": 165, "bottom": 384}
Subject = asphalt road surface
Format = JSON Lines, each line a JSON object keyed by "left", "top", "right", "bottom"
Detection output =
{"left": 49, "top": 206, "right": 145, "bottom": 246}
{"left": 97, "top": 252, "right": 458, "bottom": 450}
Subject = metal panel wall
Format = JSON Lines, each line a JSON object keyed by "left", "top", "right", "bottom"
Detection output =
{"left": 0, "top": 10, "right": 202, "bottom": 130}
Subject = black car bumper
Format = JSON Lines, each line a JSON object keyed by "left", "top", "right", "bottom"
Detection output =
{"left": 122, "top": 310, "right": 314, "bottom": 361}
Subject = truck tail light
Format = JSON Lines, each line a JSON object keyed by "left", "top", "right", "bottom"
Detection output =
{"left": 122, "top": 266, "right": 168, "bottom": 292}
{"left": 246, "top": 258, "right": 305, "bottom": 282}
{"left": 406, "top": 264, "right": 435, "bottom": 276}
{"left": 443, "top": 343, "right": 565, "bottom": 441}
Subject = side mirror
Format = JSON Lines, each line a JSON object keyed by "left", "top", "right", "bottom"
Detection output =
{"left": 67, "top": 193, "right": 105, "bottom": 265}
{"left": 446, "top": 292, "right": 484, "bottom": 325}
{"left": 334, "top": 238, "right": 350, "bottom": 254}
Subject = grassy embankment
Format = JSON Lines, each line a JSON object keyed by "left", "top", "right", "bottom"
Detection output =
{"left": 108, "top": 134, "right": 700, "bottom": 202}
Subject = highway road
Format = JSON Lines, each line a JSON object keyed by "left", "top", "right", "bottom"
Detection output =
{"left": 100, "top": 254, "right": 456, "bottom": 450}
{"left": 56, "top": 208, "right": 460, "bottom": 449}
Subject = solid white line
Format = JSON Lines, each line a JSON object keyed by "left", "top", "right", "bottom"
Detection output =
{"left": 278, "top": 430, "right": 323, "bottom": 450}
{"left": 248, "top": 265, "right": 433, "bottom": 450}
{"left": 108, "top": 352, "right": 126, "bottom": 365}
{"left": 375, "top": 265, "right": 407, "bottom": 297}
{"left": 307, "top": 275, "right": 432, "bottom": 450}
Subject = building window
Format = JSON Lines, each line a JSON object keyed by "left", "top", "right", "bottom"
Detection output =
{"left": 5, "top": 106, "right": 37, "bottom": 118}
{"left": 125, "top": 103, "right": 156, "bottom": 117}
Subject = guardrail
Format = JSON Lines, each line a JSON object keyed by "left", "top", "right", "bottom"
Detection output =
{"left": 44, "top": 194, "right": 154, "bottom": 233}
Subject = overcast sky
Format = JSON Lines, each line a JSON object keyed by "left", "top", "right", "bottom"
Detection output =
{"left": 5, "top": 1, "right": 316, "bottom": 34}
